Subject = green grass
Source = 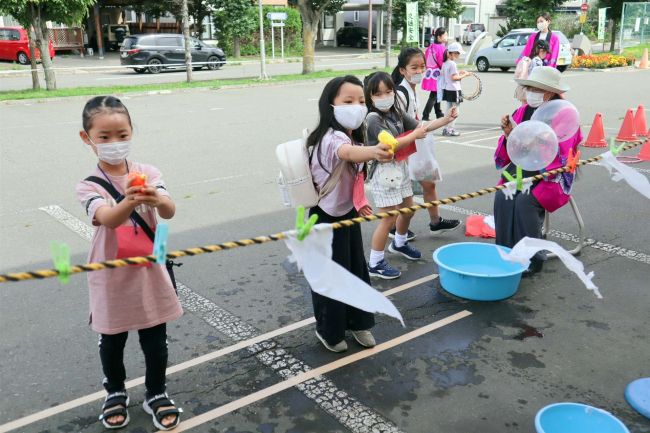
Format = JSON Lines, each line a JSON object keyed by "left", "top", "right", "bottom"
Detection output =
{"left": 0, "top": 62, "right": 27, "bottom": 71}
{"left": 0, "top": 66, "right": 391, "bottom": 102}
{"left": 622, "top": 43, "right": 650, "bottom": 58}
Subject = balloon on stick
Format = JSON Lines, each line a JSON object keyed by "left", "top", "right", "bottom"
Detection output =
{"left": 507, "top": 120, "right": 559, "bottom": 171}
{"left": 531, "top": 99, "right": 580, "bottom": 141}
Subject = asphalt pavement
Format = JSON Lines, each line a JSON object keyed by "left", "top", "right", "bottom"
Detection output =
{"left": 0, "top": 67, "right": 649, "bottom": 433}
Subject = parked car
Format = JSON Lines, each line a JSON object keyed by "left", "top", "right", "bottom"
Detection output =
{"left": 461, "top": 23, "right": 485, "bottom": 45}
{"left": 336, "top": 26, "right": 377, "bottom": 48}
{"left": 102, "top": 24, "right": 130, "bottom": 51}
{"left": 120, "top": 34, "right": 226, "bottom": 74}
{"left": 0, "top": 26, "right": 55, "bottom": 65}
{"left": 474, "top": 29, "right": 573, "bottom": 73}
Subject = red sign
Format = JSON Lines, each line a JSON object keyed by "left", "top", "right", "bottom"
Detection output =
{"left": 581, "top": 3, "right": 588, "bottom": 11}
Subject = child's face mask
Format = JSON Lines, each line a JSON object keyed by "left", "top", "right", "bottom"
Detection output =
{"left": 86, "top": 133, "right": 131, "bottom": 165}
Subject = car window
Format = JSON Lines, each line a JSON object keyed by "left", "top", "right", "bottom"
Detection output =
{"left": 500, "top": 35, "right": 517, "bottom": 47}
{"left": 0, "top": 29, "right": 8, "bottom": 41}
{"left": 516, "top": 33, "right": 531, "bottom": 46}
{"left": 136, "top": 36, "right": 156, "bottom": 46}
{"left": 157, "top": 36, "right": 181, "bottom": 47}
{"left": 190, "top": 38, "right": 204, "bottom": 47}
{"left": 9, "top": 30, "right": 20, "bottom": 40}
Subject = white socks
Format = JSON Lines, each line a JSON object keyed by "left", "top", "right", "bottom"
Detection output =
{"left": 369, "top": 249, "right": 384, "bottom": 267}
{"left": 394, "top": 232, "right": 408, "bottom": 248}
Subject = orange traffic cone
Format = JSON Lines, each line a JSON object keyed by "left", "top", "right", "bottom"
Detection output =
{"left": 616, "top": 109, "right": 638, "bottom": 141}
{"left": 637, "top": 139, "right": 650, "bottom": 161}
{"left": 635, "top": 105, "right": 648, "bottom": 137}
{"left": 639, "top": 48, "right": 648, "bottom": 69}
{"left": 584, "top": 113, "right": 607, "bottom": 147}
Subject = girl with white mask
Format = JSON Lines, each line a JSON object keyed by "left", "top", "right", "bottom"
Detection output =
{"left": 307, "top": 76, "right": 393, "bottom": 353}
{"left": 76, "top": 96, "right": 183, "bottom": 430}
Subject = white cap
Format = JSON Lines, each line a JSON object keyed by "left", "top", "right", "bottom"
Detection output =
{"left": 446, "top": 42, "right": 465, "bottom": 54}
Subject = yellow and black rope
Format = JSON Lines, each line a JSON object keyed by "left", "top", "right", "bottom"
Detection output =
{"left": 0, "top": 141, "right": 644, "bottom": 284}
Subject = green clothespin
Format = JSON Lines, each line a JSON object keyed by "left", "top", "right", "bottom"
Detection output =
{"left": 295, "top": 206, "right": 319, "bottom": 241}
{"left": 501, "top": 166, "right": 524, "bottom": 191}
{"left": 51, "top": 242, "right": 71, "bottom": 284}
{"left": 610, "top": 137, "right": 625, "bottom": 156}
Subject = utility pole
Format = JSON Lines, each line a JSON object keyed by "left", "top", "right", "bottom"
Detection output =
{"left": 368, "top": 0, "right": 373, "bottom": 53}
{"left": 385, "top": 0, "right": 392, "bottom": 67}
{"left": 258, "top": 0, "right": 269, "bottom": 79}
{"left": 181, "top": 0, "right": 192, "bottom": 83}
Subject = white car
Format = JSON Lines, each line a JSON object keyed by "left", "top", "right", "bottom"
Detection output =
{"left": 461, "top": 23, "right": 486, "bottom": 45}
{"left": 474, "top": 29, "right": 573, "bottom": 72}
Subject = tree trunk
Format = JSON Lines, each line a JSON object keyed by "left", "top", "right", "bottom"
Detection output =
{"left": 385, "top": 0, "right": 392, "bottom": 68}
{"left": 32, "top": 5, "right": 56, "bottom": 90}
{"left": 181, "top": 0, "right": 192, "bottom": 83}
{"left": 27, "top": 28, "right": 40, "bottom": 90}
{"left": 234, "top": 37, "right": 241, "bottom": 58}
{"left": 609, "top": 20, "right": 617, "bottom": 52}
{"left": 297, "top": 2, "right": 320, "bottom": 74}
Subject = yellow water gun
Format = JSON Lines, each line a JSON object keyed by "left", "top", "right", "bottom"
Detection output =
{"left": 378, "top": 130, "right": 398, "bottom": 155}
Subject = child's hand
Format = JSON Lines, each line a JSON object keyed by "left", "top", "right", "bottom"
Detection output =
{"left": 444, "top": 107, "right": 458, "bottom": 124}
{"left": 459, "top": 70, "right": 470, "bottom": 78}
{"left": 501, "top": 114, "right": 514, "bottom": 138}
{"left": 124, "top": 185, "right": 145, "bottom": 205}
{"left": 414, "top": 122, "right": 428, "bottom": 140}
{"left": 132, "top": 185, "right": 164, "bottom": 208}
{"left": 358, "top": 205, "right": 373, "bottom": 217}
{"left": 374, "top": 143, "right": 393, "bottom": 162}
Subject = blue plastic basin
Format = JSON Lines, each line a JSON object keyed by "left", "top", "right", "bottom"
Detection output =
{"left": 535, "top": 403, "right": 630, "bottom": 433}
{"left": 432, "top": 242, "right": 526, "bottom": 301}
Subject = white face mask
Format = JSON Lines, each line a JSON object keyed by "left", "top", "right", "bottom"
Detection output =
{"left": 373, "top": 95, "right": 395, "bottom": 112}
{"left": 408, "top": 73, "right": 423, "bottom": 84}
{"left": 526, "top": 91, "right": 545, "bottom": 108}
{"left": 88, "top": 136, "right": 131, "bottom": 165}
{"left": 537, "top": 21, "right": 549, "bottom": 32}
{"left": 332, "top": 104, "right": 368, "bottom": 130}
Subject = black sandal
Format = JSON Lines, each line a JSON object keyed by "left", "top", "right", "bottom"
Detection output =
{"left": 98, "top": 391, "right": 130, "bottom": 429}
{"left": 142, "top": 392, "right": 182, "bottom": 431}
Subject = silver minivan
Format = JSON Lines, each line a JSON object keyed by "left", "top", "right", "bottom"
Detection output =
{"left": 474, "top": 29, "right": 573, "bottom": 72}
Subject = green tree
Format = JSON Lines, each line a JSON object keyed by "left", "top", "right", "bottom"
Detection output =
{"left": 0, "top": 0, "right": 96, "bottom": 90}
{"left": 289, "top": 0, "right": 345, "bottom": 74}
{"left": 430, "top": 0, "right": 465, "bottom": 29}
{"left": 501, "top": 0, "right": 566, "bottom": 30}
{"left": 597, "top": 0, "right": 627, "bottom": 51}
{"left": 212, "top": 0, "right": 256, "bottom": 58}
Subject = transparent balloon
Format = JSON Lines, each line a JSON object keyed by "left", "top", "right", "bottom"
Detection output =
{"left": 531, "top": 99, "right": 580, "bottom": 142}
{"left": 507, "top": 120, "right": 559, "bottom": 171}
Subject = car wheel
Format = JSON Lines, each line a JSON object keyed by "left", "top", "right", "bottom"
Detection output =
{"left": 17, "top": 52, "right": 29, "bottom": 65}
{"left": 147, "top": 58, "right": 163, "bottom": 74}
{"left": 500, "top": 67, "right": 510, "bottom": 72}
{"left": 557, "top": 65, "right": 567, "bottom": 72}
{"left": 133, "top": 68, "right": 146, "bottom": 74}
{"left": 207, "top": 55, "right": 222, "bottom": 70}
{"left": 476, "top": 57, "right": 490, "bottom": 72}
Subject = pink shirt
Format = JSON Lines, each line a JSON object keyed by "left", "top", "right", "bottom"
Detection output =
{"left": 310, "top": 128, "right": 360, "bottom": 217}
{"left": 422, "top": 43, "right": 445, "bottom": 92}
{"left": 518, "top": 31, "right": 560, "bottom": 68}
{"left": 76, "top": 162, "right": 182, "bottom": 335}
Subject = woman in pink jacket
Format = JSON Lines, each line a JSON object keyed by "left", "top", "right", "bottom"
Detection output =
{"left": 421, "top": 27, "right": 447, "bottom": 121}
{"left": 518, "top": 13, "right": 561, "bottom": 68}
{"left": 493, "top": 67, "right": 582, "bottom": 277}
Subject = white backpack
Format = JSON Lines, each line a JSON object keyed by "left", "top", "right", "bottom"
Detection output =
{"left": 276, "top": 129, "right": 346, "bottom": 208}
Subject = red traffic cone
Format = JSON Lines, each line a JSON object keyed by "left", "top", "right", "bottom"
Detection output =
{"left": 638, "top": 139, "right": 650, "bottom": 161}
{"left": 616, "top": 109, "right": 638, "bottom": 141}
{"left": 583, "top": 113, "right": 607, "bottom": 147}
{"left": 635, "top": 105, "right": 648, "bottom": 137}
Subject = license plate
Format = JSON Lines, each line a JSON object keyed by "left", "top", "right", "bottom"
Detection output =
{"left": 557, "top": 58, "right": 565, "bottom": 65}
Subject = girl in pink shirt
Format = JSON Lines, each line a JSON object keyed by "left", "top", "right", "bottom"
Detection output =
{"left": 421, "top": 27, "right": 447, "bottom": 121}
{"left": 75, "top": 96, "right": 182, "bottom": 431}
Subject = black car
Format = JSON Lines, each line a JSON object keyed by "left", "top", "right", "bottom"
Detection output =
{"left": 336, "top": 26, "right": 377, "bottom": 48}
{"left": 120, "top": 34, "right": 226, "bottom": 74}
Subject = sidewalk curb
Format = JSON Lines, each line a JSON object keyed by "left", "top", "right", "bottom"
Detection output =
{"left": 569, "top": 66, "right": 638, "bottom": 72}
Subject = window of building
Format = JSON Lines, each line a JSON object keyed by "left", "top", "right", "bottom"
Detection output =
{"left": 460, "top": 7, "right": 476, "bottom": 24}
{"left": 324, "top": 13, "right": 335, "bottom": 28}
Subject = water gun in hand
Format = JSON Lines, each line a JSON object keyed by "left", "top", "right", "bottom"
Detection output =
{"left": 128, "top": 172, "right": 148, "bottom": 193}
{"left": 378, "top": 130, "right": 398, "bottom": 155}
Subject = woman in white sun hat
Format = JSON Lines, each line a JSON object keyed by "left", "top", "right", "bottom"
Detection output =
{"left": 493, "top": 66, "right": 582, "bottom": 277}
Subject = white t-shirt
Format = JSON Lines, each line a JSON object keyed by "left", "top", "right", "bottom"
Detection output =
{"left": 442, "top": 60, "right": 461, "bottom": 91}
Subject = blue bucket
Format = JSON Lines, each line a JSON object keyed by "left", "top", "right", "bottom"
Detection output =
{"left": 432, "top": 242, "right": 526, "bottom": 301}
{"left": 535, "top": 403, "right": 630, "bottom": 433}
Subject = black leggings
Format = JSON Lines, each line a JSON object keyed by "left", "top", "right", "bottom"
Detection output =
{"left": 99, "top": 323, "right": 168, "bottom": 398}
{"left": 422, "top": 91, "right": 444, "bottom": 120}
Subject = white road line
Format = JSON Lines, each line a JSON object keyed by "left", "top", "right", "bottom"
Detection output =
{"left": 433, "top": 202, "right": 650, "bottom": 265}
{"left": 31, "top": 205, "right": 406, "bottom": 433}
{"left": 209, "top": 107, "right": 224, "bottom": 111}
{"left": 455, "top": 126, "right": 501, "bottom": 136}
{"left": 438, "top": 139, "right": 495, "bottom": 150}
{"left": 38, "top": 205, "right": 93, "bottom": 241}
{"left": 168, "top": 310, "right": 473, "bottom": 432}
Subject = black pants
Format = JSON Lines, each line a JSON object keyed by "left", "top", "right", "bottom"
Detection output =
{"left": 99, "top": 323, "right": 167, "bottom": 397}
{"left": 309, "top": 206, "right": 375, "bottom": 345}
{"left": 422, "top": 91, "right": 443, "bottom": 121}
{"left": 493, "top": 189, "right": 546, "bottom": 266}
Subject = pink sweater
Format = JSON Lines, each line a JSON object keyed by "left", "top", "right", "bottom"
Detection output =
{"left": 422, "top": 43, "right": 445, "bottom": 92}
{"left": 518, "top": 31, "right": 560, "bottom": 68}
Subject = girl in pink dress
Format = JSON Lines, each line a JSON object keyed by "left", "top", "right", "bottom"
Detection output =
{"left": 76, "top": 96, "right": 182, "bottom": 431}
{"left": 421, "top": 27, "right": 448, "bottom": 121}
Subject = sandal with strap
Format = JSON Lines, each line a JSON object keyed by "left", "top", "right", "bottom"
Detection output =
{"left": 98, "top": 391, "right": 130, "bottom": 429}
{"left": 142, "top": 392, "right": 183, "bottom": 431}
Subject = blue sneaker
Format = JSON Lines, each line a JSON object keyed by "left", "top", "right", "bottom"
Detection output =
{"left": 388, "top": 241, "right": 422, "bottom": 261}
{"left": 368, "top": 259, "right": 401, "bottom": 279}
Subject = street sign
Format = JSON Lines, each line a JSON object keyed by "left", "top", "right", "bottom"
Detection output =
{"left": 272, "top": 22, "right": 285, "bottom": 27}
{"left": 598, "top": 8, "right": 607, "bottom": 40}
{"left": 581, "top": 3, "right": 588, "bottom": 11}
{"left": 580, "top": 13, "right": 587, "bottom": 24}
{"left": 267, "top": 12, "right": 288, "bottom": 21}
{"left": 405, "top": 2, "right": 419, "bottom": 43}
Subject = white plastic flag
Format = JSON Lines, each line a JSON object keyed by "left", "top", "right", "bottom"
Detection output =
{"left": 599, "top": 151, "right": 650, "bottom": 200}
{"left": 284, "top": 224, "right": 405, "bottom": 325}
{"left": 497, "top": 237, "right": 602, "bottom": 299}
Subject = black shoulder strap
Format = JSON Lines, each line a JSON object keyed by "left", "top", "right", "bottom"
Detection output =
{"left": 397, "top": 85, "right": 410, "bottom": 112}
{"left": 85, "top": 176, "right": 156, "bottom": 242}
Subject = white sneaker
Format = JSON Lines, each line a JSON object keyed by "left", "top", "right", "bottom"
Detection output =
{"left": 315, "top": 331, "right": 348, "bottom": 352}
{"left": 351, "top": 330, "right": 376, "bottom": 348}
